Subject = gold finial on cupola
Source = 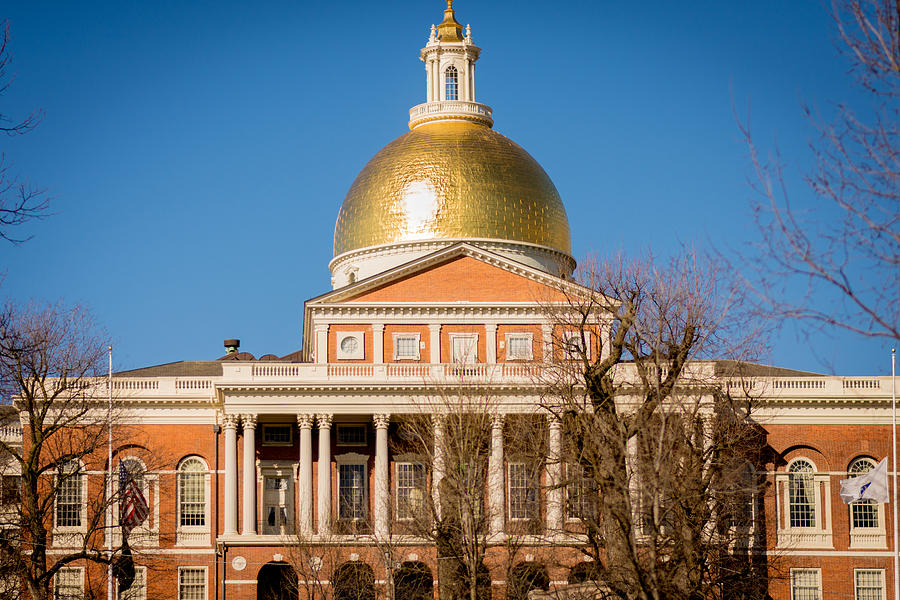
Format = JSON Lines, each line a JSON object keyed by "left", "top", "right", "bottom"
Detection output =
{"left": 436, "top": 0, "right": 463, "bottom": 42}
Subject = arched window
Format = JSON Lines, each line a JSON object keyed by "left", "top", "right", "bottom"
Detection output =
{"left": 178, "top": 457, "right": 207, "bottom": 527}
{"left": 848, "top": 458, "right": 879, "bottom": 529}
{"left": 444, "top": 66, "right": 459, "bottom": 101}
{"left": 394, "top": 561, "right": 433, "bottom": 600}
{"left": 788, "top": 459, "right": 816, "bottom": 527}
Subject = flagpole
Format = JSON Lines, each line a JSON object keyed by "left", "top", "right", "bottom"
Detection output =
{"left": 107, "top": 346, "right": 113, "bottom": 600}
{"left": 891, "top": 347, "right": 897, "bottom": 600}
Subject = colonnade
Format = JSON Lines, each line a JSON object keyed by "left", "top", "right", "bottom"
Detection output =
{"left": 219, "top": 412, "right": 564, "bottom": 538}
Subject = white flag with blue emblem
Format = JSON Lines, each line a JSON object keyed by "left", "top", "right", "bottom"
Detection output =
{"left": 840, "top": 457, "right": 889, "bottom": 504}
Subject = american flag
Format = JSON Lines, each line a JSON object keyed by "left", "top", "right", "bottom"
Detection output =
{"left": 118, "top": 462, "right": 148, "bottom": 536}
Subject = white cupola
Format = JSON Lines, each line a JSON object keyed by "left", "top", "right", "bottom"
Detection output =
{"left": 409, "top": 1, "right": 493, "bottom": 129}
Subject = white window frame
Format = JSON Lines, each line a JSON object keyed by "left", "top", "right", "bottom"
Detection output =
{"left": 444, "top": 65, "right": 459, "bottom": 100}
{"left": 854, "top": 568, "right": 885, "bottom": 600}
{"left": 449, "top": 333, "right": 478, "bottom": 364}
{"left": 54, "top": 566, "right": 84, "bottom": 600}
{"left": 117, "top": 565, "right": 147, "bottom": 600}
{"left": 504, "top": 333, "right": 534, "bottom": 361}
{"left": 336, "top": 424, "right": 367, "bottom": 446}
{"left": 176, "top": 456, "right": 210, "bottom": 547}
{"left": 395, "top": 458, "right": 426, "bottom": 521}
{"left": 847, "top": 458, "right": 887, "bottom": 549}
{"left": 336, "top": 453, "right": 369, "bottom": 522}
{"left": 776, "top": 458, "right": 832, "bottom": 549}
{"left": 790, "top": 568, "right": 821, "bottom": 600}
{"left": 53, "top": 460, "right": 87, "bottom": 547}
{"left": 565, "top": 463, "right": 597, "bottom": 522}
{"left": 261, "top": 424, "right": 293, "bottom": 446}
{"left": 392, "top": 333, "right": 421, "bottom": 361}
{"left": 260, "top": 462, "right": 295, "bottom": 536}
{"left": 507, "top": 462, "right": 539, "bottom": 521}
{"left": 563, "top": 331, "right": 590, "bottom": 359}
{"left": 336, "top": 331, "right": 365, "bottom": 360}
{"left": 177, "top": 566, "right": 208, "bottom": 600}
{"left": 109, "top": 457, "right": 159, "bottom": 547}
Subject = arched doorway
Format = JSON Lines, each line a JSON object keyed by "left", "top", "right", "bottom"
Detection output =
{"left": 257, "top": 562, "right": 298, "bottom": 600}
{"left": 394, "top": 561, "right": 433, "bottom": 600}
{"left": 567, "top": 562, "right": 601, "bottom": 585}
{"left": 507, "top": 563, "right": 549, "bottom": 600}
{"left": 333, "top": 561, "right": 376, "bottom": 600}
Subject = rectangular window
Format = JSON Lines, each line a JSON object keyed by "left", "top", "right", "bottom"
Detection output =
{"left": 393, "top": 334, "right": 421, "bottom": 360}
{"left": 118, "top": 566, "right": 147, "bottom": 600}
{"left": 563, "top": 332, "right": 589, "bottom": 359}
{"left": 179, "top": 472, "right": 206, "bottom": 528}
{"left": 566, "top": 464, "right": 597, "bottom": 520}
{"left": 178, "top": 567, "right": 207, "bottom": 600}
{"left": 508, "top": 463, "right": 538, "bottom": 520}
{"left": 505, "top": 333, "right": 533, "bottom": 361}
{"left": 852, "top": 501, "right": 879, "bottom": 528}
{"left": 790, "top": 569, "right": 820, "bottom": 600}
{"left": 855, "top": 569, "right": 884, "bottom": 600}
{"left": 450, "top": 334, "right": 478, "bottom": 364}
{"left": 396, "top": 462, "right": 426, "bottom": 520}
{"left": 339, "top": 463, "right": 368, "bottom": 520}
{"left": 337, "top": 424, "right": 367, "bottom": 446}
{"left": 54, "top": 567, "right": 83, "bottom": 600}
{"left": 262, "top": 425, "right": 292, "bottom": 446}
{"left": 56, "top": 465, "right": 83, "bottom": 528}
{"left": 0, "top": 475, "right": 20, "bottom": 505}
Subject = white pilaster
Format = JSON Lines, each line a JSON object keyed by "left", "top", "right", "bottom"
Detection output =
{"left": 546, "top": 415, "right": 563, "bottom": 532}
{"left": 240, "top": 414, "right": 258, "bottom": 535}
{"left": 433, "top": 415, "right": 445, "bottom": 519}
{"left": 488, "top": 413, "right": 505, "bottom": 535}
{"left": 374, "top": 413, "right": 391, "bottom": 539}
{"left": 315, "top": 325, "right": 329, "bottom": 364}
{"left": 317, "top": 414, "right": 333, "bottom": 535}
{"left": 485, "top": 323, "right": 497, "bottom": 364}
{"left": 429, "top": 324, "right": 441, "bottom": 363}
{"left": 222, "top": 414, "right": 239, "bottom": 535}
{"left": 298, "top": 414, "right": 315, "bottom": 536}
{"left": 372, "top": 323, "right": 385, "bottom": 364}
{"left": 542, "top": 323, "right": 553, "bottom": 362}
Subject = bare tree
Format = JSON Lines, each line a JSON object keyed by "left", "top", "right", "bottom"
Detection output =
{"left": 392, "top": 385, "right": 543, "bottom": 600}
{"left": 537, "top": 252, "right": 770, "bottom": 600}
{"left": 0, "top": 20, "right": 49, "bottom": 243}
{"left": 740, "top": 0, "right": 899, "bottom": 341}
{"left": 0, "top": 300, "right": 141, "bottom": 600}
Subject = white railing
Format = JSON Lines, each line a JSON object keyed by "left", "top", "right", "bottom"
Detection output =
{"left": 408, "top": 101, "right": 493, "bottom": 126}
{"left": 107, "top": 364, "right": 894, "bottom": 400}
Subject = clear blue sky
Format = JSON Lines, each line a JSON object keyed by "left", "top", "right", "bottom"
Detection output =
{"left": 1, "top": 1, "right": 892, "bottom": 375}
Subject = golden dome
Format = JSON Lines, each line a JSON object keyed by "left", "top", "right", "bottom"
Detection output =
{"left": 334, "top": 121, "right": 572, "bottom": 258}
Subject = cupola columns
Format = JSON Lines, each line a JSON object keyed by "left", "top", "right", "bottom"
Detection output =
{"left": 410, "top": 2, "right": 493, "bottom": 129}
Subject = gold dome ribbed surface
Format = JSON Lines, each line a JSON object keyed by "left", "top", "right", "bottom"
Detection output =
{"left": 334, "top": 121, "right": 572, "bottom": 257}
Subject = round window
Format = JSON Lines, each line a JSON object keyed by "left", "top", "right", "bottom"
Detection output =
{"left": 341, "top": 336, "right": 360, "bottom": 354}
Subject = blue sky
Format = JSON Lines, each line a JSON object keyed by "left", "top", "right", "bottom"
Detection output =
{"left": 1, "top": 1, "right": 892, "bottom": 374}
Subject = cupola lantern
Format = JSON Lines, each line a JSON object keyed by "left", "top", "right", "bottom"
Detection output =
{"left": 410, "top": 1, "right": 493, "bottom": 129}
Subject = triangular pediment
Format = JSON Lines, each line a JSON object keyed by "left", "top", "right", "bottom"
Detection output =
{"left": 307, "top": 243, "right": 585, "bottom": 306}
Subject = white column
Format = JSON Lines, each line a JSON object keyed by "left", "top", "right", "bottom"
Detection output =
{"left": 432, "top": 415, "right": 445, "bottom": 519}
{"left": 222, "top": 414, "right": 239, "bottom": 535}
{"left": 374, "top": 413, "right": 391, "bottom": 539}
{"left": 433, "top": 57, "right": 441, "bottom": 101}
{"left": 470, "top": 63, "right": 475, "bottom": 100}
{"left": 298, "top": 414, "right": 314, "bottom": 536}
{"left": 462, "top": 59, "right": 470, "bottom": 101}
{"left": 317, "top": 414, "right": 333, "bottom": 535}
{"left": 485, "top": 323, "right": 497, "bottom": 364}
{"left": 488, "top": 414, "right": 505, "bottom": 535}
{"left": 426, "top": 60, "right": 433, "bottom": 103}
{"left": 240, "top": 414, "right": 258, "bottom": 535}
{"left": 315, "top": 324, "right": 329, "bottom": 364}
{"left": 372, "top": 323, "right": 385, "bottom": 364}
{"left": 429, "top": 324, "right": 441, "bottom": 363}
{"left": 546, "top": 415, "right": 564, "bottom": 532}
